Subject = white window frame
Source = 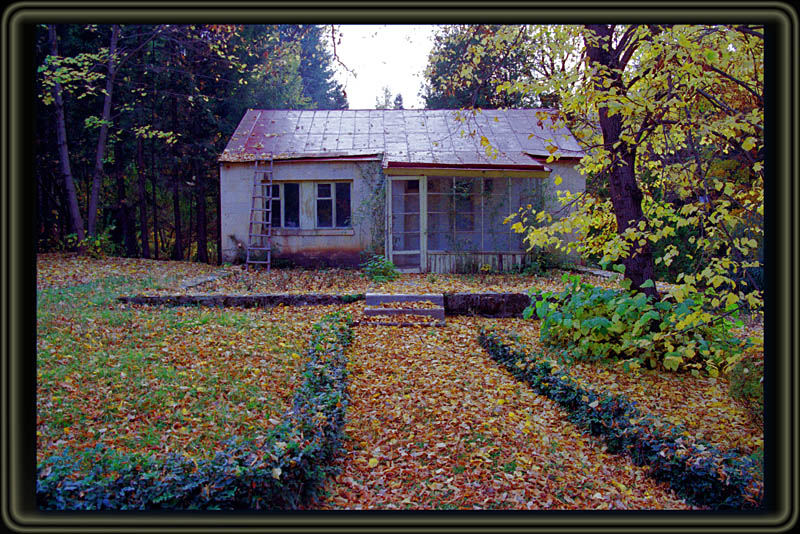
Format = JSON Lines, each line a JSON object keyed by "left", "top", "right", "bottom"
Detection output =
{"left": 314, "top": 181, "right": 352, "bottom": 229}
{"left": 261, "top": 182, "right": 301, "bottom": 228}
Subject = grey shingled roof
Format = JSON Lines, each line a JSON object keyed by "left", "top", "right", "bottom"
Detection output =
{"left": 219, "top": 109, "right": 583, "bottom": 168}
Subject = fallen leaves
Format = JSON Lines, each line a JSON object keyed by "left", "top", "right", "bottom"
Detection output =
{"left": 36, "top": 254, "right": 761, "bottom": 510}
{"left": 137, "top": 266, "right": 618, "bottom": 296}
{"left": 487, "top": 318, "right": 764, "bottom": 457}
{"left": 311, "top": 317, "right": 694, "bottom": 510}
{"left": 36, "top": 255, "right": 351, "bottom": 468}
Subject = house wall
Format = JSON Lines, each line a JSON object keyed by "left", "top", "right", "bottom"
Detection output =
{"left": 219, "top": 160, "right": 382, "bottom": 267}
{"left": 220, "top": 159, "right": 586, "bottom": 271}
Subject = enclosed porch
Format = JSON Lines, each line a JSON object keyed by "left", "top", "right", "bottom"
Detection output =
{"left": 385, "top": 170, "right": 549, "bottom": 273}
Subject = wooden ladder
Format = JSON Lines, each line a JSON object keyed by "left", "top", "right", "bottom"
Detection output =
{"left": 245, "top": 158, "right": 274, "bottom": 272}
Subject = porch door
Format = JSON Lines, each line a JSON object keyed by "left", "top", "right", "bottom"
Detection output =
{"left": 389, "top": 177, "right": 426, "bottom": 272}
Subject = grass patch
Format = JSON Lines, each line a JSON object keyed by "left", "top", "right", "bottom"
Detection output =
{"left": 37, "top": 259, "right": 324, "bottom": 468}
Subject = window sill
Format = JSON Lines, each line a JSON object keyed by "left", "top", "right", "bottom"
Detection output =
{"left": 273, "top": 228, "right": 355, "bottom": 237}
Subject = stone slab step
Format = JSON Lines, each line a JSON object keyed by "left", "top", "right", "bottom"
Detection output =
{"left": 363, "top": 307, "right": 446, "bottom": 320}
{"left": 365, "top": 293, "right": 444, "bottom": 306}
{"left": 353, "top": 318, "right": 445, "bottom": 327}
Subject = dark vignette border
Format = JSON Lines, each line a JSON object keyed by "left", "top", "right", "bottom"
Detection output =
{"left": 2, "top": 1, "right": 796, "bottom": 532}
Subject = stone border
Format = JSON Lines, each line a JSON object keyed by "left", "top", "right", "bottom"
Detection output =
{"left": 118, "top": 291, "right": 541, "bottom": 318}
{"left": 118, "top": 294, "right": 364, "bottom": 308}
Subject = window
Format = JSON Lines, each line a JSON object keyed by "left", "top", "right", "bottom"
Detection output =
{"left": 316, "top": 182, "right": 351, "bottom": 228}
{"left": 262, "top": 184, "right": 280, "bottom": 228}
{"left": 335, "top": 182, "right": 351, "bottom": 227}
{"left": 283, "top": 183, "right": 300, "bottom": 228}
{"left": 262, "top": 183, "right": 299, "bottom": 228}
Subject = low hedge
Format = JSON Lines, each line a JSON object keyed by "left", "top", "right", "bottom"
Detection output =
{"left": 36, "top": 311, "right": 353, "bottom": 510}
{"left": 478, "top": 328, "right": 763, "bottom": 510}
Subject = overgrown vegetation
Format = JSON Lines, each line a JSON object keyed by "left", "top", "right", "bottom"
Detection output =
{"left": 37, "top": 312, "right": 354, "bottom": 510}
{"left": 478, "top": 329, "right": 763, "bottom": 510}
{"left": 360, "top": 255, "right": 399, "bottom": 283}
{"left": 527, "top": 273, "right": 753, "bottom": 377}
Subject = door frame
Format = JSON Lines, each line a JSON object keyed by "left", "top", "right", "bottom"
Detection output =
{"left": 386, "top": 175, "right": 427, "bottom": 272}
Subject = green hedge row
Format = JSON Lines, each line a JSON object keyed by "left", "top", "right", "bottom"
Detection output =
{"left": 478, "top": 328, "right": 762, "bottom": 510}
{"left": 36, "top": 311, "right": 354, "bottom": 510}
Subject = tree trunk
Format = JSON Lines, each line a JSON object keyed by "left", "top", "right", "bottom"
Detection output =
{"left": 584, "top": 24, "right": 659, "bottom": 298}
{"left": 150, "top": 145, "right": 160, "bottom": 260}
{"left": 195, "top": 162, "right": 209, "bottom": 263}
{"left": 87, "top": 24, "right": 120, "bottom": 237}
{"left": 170, "top": 89, "right": 183, "bottom": 261}
{"left": 47, "top": 24, "right": 85, "bottom": 245}
{"left": 136, "top": 138, "right": 150, "bottom": 258}
{"left": 113, "top": 147, "right": 138, "bottom": 257}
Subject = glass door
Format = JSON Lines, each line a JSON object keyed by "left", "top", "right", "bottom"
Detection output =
{"left": 389, "top": 178, "right": 423, "bottom": 271}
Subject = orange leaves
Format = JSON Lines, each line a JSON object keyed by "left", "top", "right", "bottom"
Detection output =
{"left": 142, "top": 266, "right": 618, "bottom": 297}
{"left": 313, "top": 317, "right": 692, "bottom": 510}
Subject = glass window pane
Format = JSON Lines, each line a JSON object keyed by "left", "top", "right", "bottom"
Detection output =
{"left": 271, "top": 197, "right": 281, "bottom": 227}
{"left": 335, "top": 183, "right": 351, "bottom": 227}
{"left": 317, "top": 183, "right": 331, "bottom": 198}
{"left": 317, "top": 199, "right": 332, "bottom": 227}
{"left": 284, "top": 183, "right": 299, "bottom": 228}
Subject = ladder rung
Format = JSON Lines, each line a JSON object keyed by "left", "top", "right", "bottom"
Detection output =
{"left": 246, "top": 260, "right": 272, "bottom": 264}
{"left": 251, "top": 196, "right": 274, "bottom": 200}
{"left": 250, "top": 208, "right": 272, "bottom": 212}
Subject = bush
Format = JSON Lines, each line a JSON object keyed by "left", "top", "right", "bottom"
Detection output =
{"left": 360, "top": 255, "right": 399, "bottom": 282}
{"left": 36, "top": 312, "right": 353, "bottom": 510}
{"left": 728, "top": 353, "right": 764, "bottom": 425}
{"left": 478, "top": 329, "right": 763, "bottom": 510}
{"left": 527, "top": 273, "right": 751, "bottom": 376}
{"left": 60, "top": 225, "right": 119, "bottom": 258}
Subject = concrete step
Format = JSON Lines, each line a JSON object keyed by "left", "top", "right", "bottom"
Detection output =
{"left": 365, "top": 293, "right": 444, "bottom": 306}
{"left": 363, "top": 307, "right": 445, "bottom": 320}
{"left": 362, "top": 293, "right": 446, "bottom": 326}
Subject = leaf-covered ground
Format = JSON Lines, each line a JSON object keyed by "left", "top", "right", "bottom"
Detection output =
{"left": 486, "top": 319, "right": 763, "bottom": 458}
{"left": 138, "top": 265, "right": 618, "bottom": 296}
{"left": 309, "top": 319, "right": 694, "bottom": 510}
{"left": 36, "top": 254, "right": 344, "bottom": 466}
{"left": 36, "top": 254, "right": 763, "bottom": 509}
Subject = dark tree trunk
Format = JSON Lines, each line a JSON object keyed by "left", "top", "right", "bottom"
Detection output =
{"left": 195, "top": 162, "right": 209, "bottom": 263}
{"left": 584, "top": 24, "right": 659, "bottom": 299}
{"left": 113, "top": 148, "right": 138, "bottom": 257}
{"left": 47, "top": 24, "right": 85, "bottom": 245}
{"left": 170, "top": 91, "right": 183, "bottom": 261}
{"left": 87, "top": 24, "right": 120, "bottom": 237}
{"left": 150, "top": 149, "right": 159, "bottom": 260}
{"left": 137, "top": 137, "right": 150, "bottom": 258}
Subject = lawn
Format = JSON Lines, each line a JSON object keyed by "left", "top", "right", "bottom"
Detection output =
{"left": 35, "top": 253, "right": 763, "bottom": 510}
{"left": 37, "top": 254, "right": 343, "bottom": 468}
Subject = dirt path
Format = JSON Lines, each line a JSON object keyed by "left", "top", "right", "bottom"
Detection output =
{"left": 310, "top": 317, "right": 693, "bottom": 510}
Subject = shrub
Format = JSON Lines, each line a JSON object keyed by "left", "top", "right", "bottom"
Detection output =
{"left": 36, "top": 312, "right": 353, "bottom": 510}
{"left": 360, "top": 255, "right": 399, "bottom": 283}
{"left": 527, "top": 273, "right": 751, "bottom": 376}
{"left": 728, "top": 353, "right": 764, "bottom": 425}
{"left": 478, "top": 329, "right": 763, "bottom": 510}
{"left": 60, "top": 225, "right": 119, "bottom": 258}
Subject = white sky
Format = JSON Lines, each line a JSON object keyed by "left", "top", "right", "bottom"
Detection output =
{"left": 329, "top": 25, "right": 437, "bottom": 110}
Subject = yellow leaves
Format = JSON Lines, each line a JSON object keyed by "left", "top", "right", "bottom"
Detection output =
{"left": 368, "top": 458, "right": 379, "bottom": 468}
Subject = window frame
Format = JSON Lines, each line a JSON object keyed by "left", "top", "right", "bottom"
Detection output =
{"left": 261, "top": 182, "right": 301, "bottom": 229}
{"left": 314, "top": 181, "right": 352, "bottom": 229}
